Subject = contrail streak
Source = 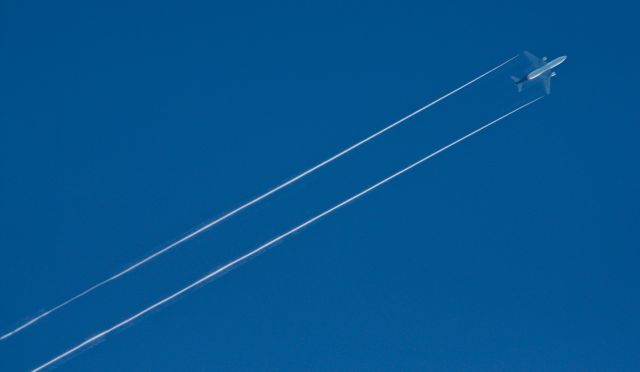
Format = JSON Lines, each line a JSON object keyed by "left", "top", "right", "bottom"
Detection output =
{"left": 0, "top": 55, "right": 519, "bottom": 342}
{"left": 32, "top": 97, "right": 543, "bottom": 372}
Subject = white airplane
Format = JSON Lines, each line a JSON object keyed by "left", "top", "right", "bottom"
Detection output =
{"left": 511, "top": 51, "right": 567, "bottom": 94}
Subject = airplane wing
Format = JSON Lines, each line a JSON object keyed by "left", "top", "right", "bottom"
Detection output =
{"left": 523, "top": 51, "right": 543, "bottom": 68}
{"left": 542, "top": 71, "right": 552, "bottom": 94}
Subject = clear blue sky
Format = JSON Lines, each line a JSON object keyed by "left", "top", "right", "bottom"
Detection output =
{"left": 1, "top": 1, "right": 638, "bottom": 370}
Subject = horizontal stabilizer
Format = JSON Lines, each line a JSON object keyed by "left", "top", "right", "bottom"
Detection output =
{"left": 511, "top": 76, "right": 524, "bottom": 92}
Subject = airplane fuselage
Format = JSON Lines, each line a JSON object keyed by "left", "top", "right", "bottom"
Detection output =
{"left": 527, "top": 56, "right": 567, "bottom": 80}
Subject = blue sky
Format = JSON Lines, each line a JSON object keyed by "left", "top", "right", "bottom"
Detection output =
{"left": 1, "top": 1, "right": 639, "bottom": 370}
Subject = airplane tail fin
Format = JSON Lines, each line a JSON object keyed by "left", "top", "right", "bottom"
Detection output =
{"left": 511, "top": 76, "right": 523, "bottom": 92}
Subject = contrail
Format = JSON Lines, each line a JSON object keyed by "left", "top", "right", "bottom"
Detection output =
{"left": 32, "top": 97, "right": 543, "bottom": 372}
{"left": 0, "top": 55, "right": 519, "bottom": 342}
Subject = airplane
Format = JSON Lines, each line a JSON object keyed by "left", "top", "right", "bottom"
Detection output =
{"left": 511, "top": 51, "right": 567, "bottom": 94}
